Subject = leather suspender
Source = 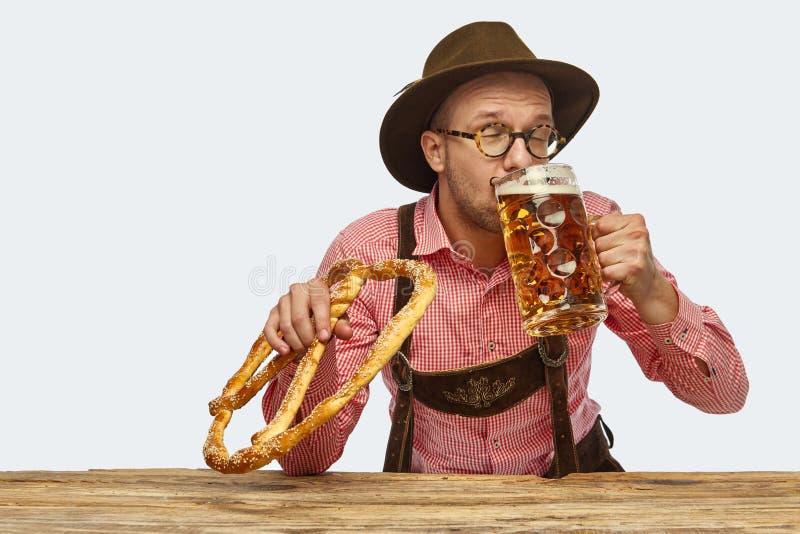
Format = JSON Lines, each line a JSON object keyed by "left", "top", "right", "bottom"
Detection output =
{"left": 382, "top": 202, "right": 580, "bottom": 476}
{"left": 541, "top": 336, "right": 579, "bottom": 477}
{"left": 382, "top": 203, "right": 418, "bottom": 472}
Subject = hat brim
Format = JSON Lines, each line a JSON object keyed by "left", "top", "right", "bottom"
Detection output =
{"left": 379, "top": 58, "right": 599, "bottom": 192}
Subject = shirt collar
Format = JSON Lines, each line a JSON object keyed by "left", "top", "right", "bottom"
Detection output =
{"left": 412, "top": 182, "right": 511, "bottom": 283}
{"left": 412, "top": 182, "right": 452, "bottom": 257}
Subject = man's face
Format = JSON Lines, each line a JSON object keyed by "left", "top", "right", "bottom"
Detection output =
{"left": 434, "top": 72, "right": 554, "bottom": 234}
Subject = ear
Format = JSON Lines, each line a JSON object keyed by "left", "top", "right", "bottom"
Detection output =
{"left": 420, "top": 130, "right": 446, "bottom": 173}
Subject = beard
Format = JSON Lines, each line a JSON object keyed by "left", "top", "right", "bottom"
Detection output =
{"left": 443, "top": 152, "right": 503, "bottom": 235}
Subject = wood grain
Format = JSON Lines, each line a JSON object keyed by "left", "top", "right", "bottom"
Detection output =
{"left": 1, "top": 469, "right": 798, "bottom": 532}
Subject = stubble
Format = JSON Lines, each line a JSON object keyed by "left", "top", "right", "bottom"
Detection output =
{"left": 443, "top": 149, "right": 503, "bottom": 235}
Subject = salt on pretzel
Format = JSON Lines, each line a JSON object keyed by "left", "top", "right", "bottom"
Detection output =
{"left": 203, "top": 258, "right": 436, "bottom": 474}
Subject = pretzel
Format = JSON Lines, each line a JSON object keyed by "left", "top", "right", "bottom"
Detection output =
{"left": 203, "top": 258, "right": 436, "bottom": 474}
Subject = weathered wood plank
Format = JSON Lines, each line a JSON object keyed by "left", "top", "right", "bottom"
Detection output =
{"left": 1, "top": 470, "right": 798, "bottom": 532}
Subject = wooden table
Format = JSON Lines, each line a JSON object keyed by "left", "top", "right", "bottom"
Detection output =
{"left": 1, "top": 469, "right": 798, "bottom": 532}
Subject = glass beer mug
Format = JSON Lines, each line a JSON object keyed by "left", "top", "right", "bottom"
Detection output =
{"left": 491, "top": 163, "right": 611, "bottom": 336}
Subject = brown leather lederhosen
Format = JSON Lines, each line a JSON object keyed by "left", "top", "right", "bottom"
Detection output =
{"left": 383, "top": 202, "right": 624, "bottom": 477}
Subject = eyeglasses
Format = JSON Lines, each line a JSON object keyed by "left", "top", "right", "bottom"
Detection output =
{"left": 435, "top": 123, "right": 566, "bottom": 159}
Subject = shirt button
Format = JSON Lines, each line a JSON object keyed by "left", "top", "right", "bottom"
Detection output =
{"left": 664, "top": 337, "right": 672, "bottom": 344}
{"left": 488, "top": 341, "right": 496, "bottom": 351}
{"left": 493, "top": 440, "right": 500, "bottom": 449}
{"left": 679, "top": 331, "right": 688, "bottom": 340}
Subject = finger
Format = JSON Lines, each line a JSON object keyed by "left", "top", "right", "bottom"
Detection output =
{"left": 289, "top": 283, "right": 317, "bottom": 348}
{"left": 599, "top": 247, "right": 648, "bottom": 287}
{"left": 592, "top": 213, "right": 629, "bottom": 236}
{"left": 597, "top": 244, "right": 634, "bottom": 270}
{"left": 278, "top": 293, "right": 306, "bottom": 355}
{"left": 592, "top": 216, "right": 632, "bottom": 253}
{"left": 593, "top": 231, "right": 624, "bottom": 254}
{"left": 333, "top": 314, "right": 354, "bottom": 340}
{"left": 600, "top": 263, "right": 628, "bottom": 287}
{"left": 264, "top": 307, "right": 290, "bottom": 355}
{"left": 589, "top": 215, "right": 612, "bottom": 249}
{"left": 307, "top": 278, "right": 332, "bottom": 342}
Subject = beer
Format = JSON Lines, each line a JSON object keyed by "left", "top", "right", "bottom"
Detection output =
{"left": 493, "top": 165, "right": 607, "bottom": 336}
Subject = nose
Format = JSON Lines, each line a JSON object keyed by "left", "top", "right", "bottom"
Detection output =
{"left": 502, "top": 136, "right": 537, "bottom": 173}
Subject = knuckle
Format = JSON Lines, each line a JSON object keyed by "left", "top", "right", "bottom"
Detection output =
{"left": 630, "top": 213, "right": 646, "bottom": 227}
{"left": 628, "top": 260, "right": 645, "bottom": 277}
{"left": 312, "top": 287, "right": 329, "bottom": 299}
{"left": 289, "top": 283, "right": 305, "bottom": 296}
{"left": 630, "top": 228, "right": 649, "bottom": 241}
{"left": 307, "top": 280, "right": 328, "bottom": 298}
{"left": 291, "top": 311, "right": 309, "bottom": 324}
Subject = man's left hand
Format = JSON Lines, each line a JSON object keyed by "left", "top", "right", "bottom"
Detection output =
{"left": 590, "top": 213, "right": 679, "bottom": 324}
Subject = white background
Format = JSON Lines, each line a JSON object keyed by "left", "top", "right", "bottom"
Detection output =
{"left": 1, "top": 1, "right": 798, "bottom": 473}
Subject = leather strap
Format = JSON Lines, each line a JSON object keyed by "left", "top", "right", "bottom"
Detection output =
{"left": 543, "top": 335, "right": 579, "bottom": 477}
{"left": 545, "top": 416, "right": 623, "bottom": 477}
{"left": 383, "top": 202, "right": 418, "bottom": 472}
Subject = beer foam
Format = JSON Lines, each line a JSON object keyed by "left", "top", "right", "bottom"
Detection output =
{"left": 493, "top": 164, "right": 580, "bottom": 196}
{"left": 495, "top": 182, "right": 579, "bottom": 196}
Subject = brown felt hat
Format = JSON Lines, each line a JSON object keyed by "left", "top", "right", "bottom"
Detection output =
{"left": 379, "top": 21, "right": 599, "bottom": 192}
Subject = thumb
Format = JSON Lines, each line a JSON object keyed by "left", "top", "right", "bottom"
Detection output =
{"left": 333, "top": 314, "right": 354, "bottom": 340}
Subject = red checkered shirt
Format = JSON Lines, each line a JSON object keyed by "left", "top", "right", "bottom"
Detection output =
{"left": 262, "top": 187, "right": 748, "bottom": 475}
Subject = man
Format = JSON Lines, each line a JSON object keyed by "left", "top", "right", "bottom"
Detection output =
{"left": 261, "top": 21, "right": 748, "bottom": 476}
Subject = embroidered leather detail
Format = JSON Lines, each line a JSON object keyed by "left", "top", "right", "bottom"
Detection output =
{"left": 442, "top": 376, "right": 516, "bottom": 408}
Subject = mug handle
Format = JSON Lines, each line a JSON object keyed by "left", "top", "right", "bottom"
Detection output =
{"left": 588, "top": 214, "right": 621, "bottom": 297}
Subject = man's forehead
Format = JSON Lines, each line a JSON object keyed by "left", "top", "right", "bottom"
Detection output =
{"left": 470, "top": 109, "right": 554, "bottom": 124}
{"left": 444, "top": 71, "right": 554, "bottom": 122}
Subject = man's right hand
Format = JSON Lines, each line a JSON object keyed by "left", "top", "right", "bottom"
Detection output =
{"left": 263, "top": 278, "right": 354, "bottom": 356}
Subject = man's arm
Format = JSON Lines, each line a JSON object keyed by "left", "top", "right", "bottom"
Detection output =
{"left": 587, "top": 193, "right": 748, "bottom": 413}
{"left": 604, "top": 277, "right": 748, "bottom": 414}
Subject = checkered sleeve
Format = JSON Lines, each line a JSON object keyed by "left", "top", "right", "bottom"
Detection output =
{"left": 585, "top": 191, "right": 749, "bottom": 414}
{"left": 604, "top": 269, "right": 748, "bottom": 413}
